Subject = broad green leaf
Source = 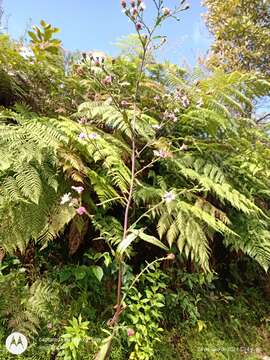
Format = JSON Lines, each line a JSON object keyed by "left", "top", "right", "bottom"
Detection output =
{"left": 91, "top": 265, "right": 104, "bottom": 282}
{"left": 75, "top": 268, "right": 86, "bottom": 280}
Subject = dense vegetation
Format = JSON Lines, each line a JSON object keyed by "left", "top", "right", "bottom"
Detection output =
{"left": 0, "top": 1, "right": 270, "bottom": 359}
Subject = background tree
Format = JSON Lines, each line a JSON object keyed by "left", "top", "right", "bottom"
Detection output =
{"left": 203, "top": 0, "right": 270, "bottom": 76}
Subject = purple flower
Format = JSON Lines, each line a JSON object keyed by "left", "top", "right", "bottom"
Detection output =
{"left": 175, "top": 90, "right": 190, "bottom": 108}
{"left": 127, "top": 328, "right": 135, "bottom": 337}
{"left": 136, "top": 22, "right": 143, "bottom": 31}
{"left": 163, "top": 191, "right": 176, "bottom": 203}
{"left": 79, "top": 132, "right": 88, "bottom": 139}
{"left": 164, "top": 111, "right": 177, "bottom": 122}
{"left": 130, "top": 0, "right": 136, "bottom": 7}
{"left": 76, "top": 206, "right": 87, "bottom": 215}
{"left": 181, "top": 95, "right": 190, "bottom": 108}
{"left": 102, "top": 75, "right": 113, "bottom": 86}
{"left": 89, "top": 132, "right": 99, "bottom": 139}
{"left": 71, "top": 186, "right": 84, "bottom": 194}
{"left": 121, "top": 0, "right": 127, "bottom": 8}
{"left": 79, "top": 132, "right": 99, "bottom": 140}
{"left": 153, "top": 149, "right": 170, "bottom": 158}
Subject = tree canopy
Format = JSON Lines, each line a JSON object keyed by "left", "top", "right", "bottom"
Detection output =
{"left": 203, "top": 0, "right": 270, "bottom": 75}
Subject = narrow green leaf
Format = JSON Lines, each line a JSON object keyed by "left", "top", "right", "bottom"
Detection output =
{"left": 95, "top": 335, "right": 113, "bottom": 360}
{"left": 116, "top": 232, "right": 138, "bottom": 255}
{"left": 136, "top": 231, "right": 168, "bottom": 251}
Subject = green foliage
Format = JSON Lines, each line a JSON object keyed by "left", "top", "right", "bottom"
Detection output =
{"left": 57, "top": 263, "right": 104, "bottom": 284}
{"left": 0, "top": 111, "right": 77, "bottom": 252}
{"left": 164, "top": 269, "right": 214, "bottom": 329}
{"left": 0, "top": 265, "right": 60, "bottom": 335}
{"left": 124, "top": 264, "right": 167, "bottom": 360}
{"left": 182, "top": 287, "right": 270, "bottom": 360}
{"left": 1, "top": 23, "right": 270, "bottom": 271}
{"left": 28, "top": 20, "right": 61, "bottom": 57}
{"left": 58, "top": 315, "right": 90, "bottom": 360}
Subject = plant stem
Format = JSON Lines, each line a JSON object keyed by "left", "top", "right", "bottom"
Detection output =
{"left": 112, "top": 0, "right": 165, "bottom": 329}
{"left": 114, "top": 44, "right": 148, "bottom": 325}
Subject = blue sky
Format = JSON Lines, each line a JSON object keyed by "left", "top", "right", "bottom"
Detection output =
{"left": 3, "top": 0, "right": 212, "bottom": 66}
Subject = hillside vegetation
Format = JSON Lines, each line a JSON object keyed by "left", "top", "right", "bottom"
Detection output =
{"left": 0, "top": 1, "right": 270, "bottom": 359}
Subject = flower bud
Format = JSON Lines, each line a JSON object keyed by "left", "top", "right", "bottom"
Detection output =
{"left": 162, "top": 7, "right": 172, "bottom": 16}
{"left": 132, "top": 7, "right": 138, "bottom": 16}
{"left": 121, "top": 0, "right": 127, "bottom": 8}
{"left": 138, "top": 2, "right": 146, "bottom": 11}
{"left": 136, "top": 22, "right": 143, "bottom": 31}
{"left": 130, "top": 0, "right": 136, "bottom": 7}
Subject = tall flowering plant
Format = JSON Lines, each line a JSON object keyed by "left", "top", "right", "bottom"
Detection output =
{"left": 89, "top": 1, "right": 189, "bottom": 358}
